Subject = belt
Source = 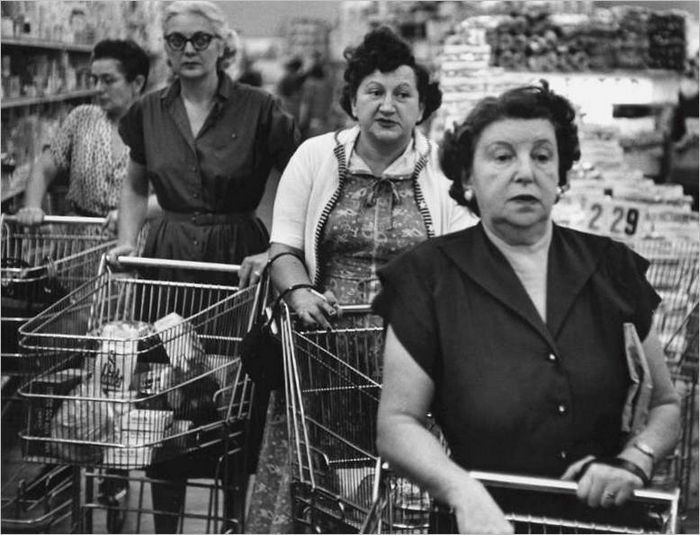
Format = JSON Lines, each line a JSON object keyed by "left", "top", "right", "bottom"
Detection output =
{"left": 162, "top": 210, "right": 255, "bottom": 225}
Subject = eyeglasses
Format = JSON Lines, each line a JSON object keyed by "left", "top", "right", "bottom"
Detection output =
{"left": 164, "top": 32, "right": 220, "bottom": 52}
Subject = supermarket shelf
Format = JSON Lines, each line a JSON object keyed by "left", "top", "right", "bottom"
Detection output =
{"left": 2, "top": 36, "right": 93, "bottom": 53}
{"left": 1, "top": 89, "right": 99, "bottom": 110}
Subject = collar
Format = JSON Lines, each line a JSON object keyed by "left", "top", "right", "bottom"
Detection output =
{"left": 160, "top": 72, "right": 235, "bottom": 105}
{"left": 338, "top": 126, "right": 431, "bottom": 177}
{"left": 438, "top": 223, "right": 608, "bottom": 348}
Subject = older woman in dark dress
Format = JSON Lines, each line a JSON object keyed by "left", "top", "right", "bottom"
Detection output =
{"left": 108, "top": 2, "right": 299, "bottom": 532}
{"left": 110, "top": 0, "right": 299, "bottom": 287}
{"left": 374, "top": 82, "right": 681, "bottom": 533}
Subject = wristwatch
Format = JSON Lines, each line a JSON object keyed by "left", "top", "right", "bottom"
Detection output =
{"left": 632, "top": 440, "right": 656, "bottom": 463}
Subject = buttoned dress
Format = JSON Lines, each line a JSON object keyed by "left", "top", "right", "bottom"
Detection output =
{"left": 373, "top": 223, "right": 670, "bottom": 525}
{"left": 119, "top": 74, "right": 300, "bottom": 284}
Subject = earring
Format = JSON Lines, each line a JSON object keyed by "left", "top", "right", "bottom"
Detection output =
{"left": 463, "top": 187, "right": 474, "bottom": 203}
{"left": 555, "top": 185, "right": 566, "bottom": 203}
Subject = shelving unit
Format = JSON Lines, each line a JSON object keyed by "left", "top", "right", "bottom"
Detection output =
{"left": 1, "top": 34, "right": 96, "bottom": 208}
{"left": 2, "top": 36, "right": 93, "bottom": 53}
{"left": 1, "top": 89, "right": 99, "bottom": 110}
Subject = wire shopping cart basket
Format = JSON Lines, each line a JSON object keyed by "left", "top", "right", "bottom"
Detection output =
{"left": 360, "top": 460, "right": 680, "bottom": 534}
{"left": 15, "top": 256, "right": 258, "bottom": 533}
{"left": 626, "top": 237, "right": 699, "bottom": 365}
{"left": 281, "top": 302, "right": 392, "bottom": 533}
{"left": 1, "top": 215, "right": 117, "bottom": 419}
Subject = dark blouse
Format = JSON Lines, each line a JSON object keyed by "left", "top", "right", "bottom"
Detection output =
{"left": 119, "top": 73, "right": 299, "bottom": 214}
{"left": 373, "top": 223, "right": 660, "bottom": 478}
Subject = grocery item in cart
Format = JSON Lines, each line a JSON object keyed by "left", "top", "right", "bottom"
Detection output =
{"left": 153, "top": 312, "right": 206, "bottom": 372}
{"left": 49, "top": 382, "right": 131, "bottom": 464}
{"left": 25, "top": 369, "right": 88, "bottom": 457}
{"left": 89, "top": 320, "right": 155, "bottom": 398}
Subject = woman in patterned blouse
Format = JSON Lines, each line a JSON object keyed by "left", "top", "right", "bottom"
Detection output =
{"left": 17, "top": 39, "right": 154, "bottom": 232}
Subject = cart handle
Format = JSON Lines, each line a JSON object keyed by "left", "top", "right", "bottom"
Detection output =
{"left": 468, "top": 470, "right": 679, "bottom": 503}
{"left": 112, "top": 255, "right": 240, "bottom": 273}
{"left": 2, "top": 214, "right": 107, "bottom": 225}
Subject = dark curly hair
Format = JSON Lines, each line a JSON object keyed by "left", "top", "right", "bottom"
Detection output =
{"left": 92, "top": 39, "right": 150, "bottom": 92}
{"left": 439, "top": 80, "right": 580, "bottom": 215}
{"left": 340, "top": 26, "right": 441, "bottom": 125}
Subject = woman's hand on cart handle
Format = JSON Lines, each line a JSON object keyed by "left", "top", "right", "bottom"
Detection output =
{"left": 289, "top": 288, "right": 339, "bottom": 329}
{"left": 238, "top": 250, "right": 269, "bottom": 288}
{"left": 106, "top": 243, "right": 139, "bottom": 271}
{"left": 562, "top": 454, "right": 646, "bottom": 508}
{"left": 15, "top": 206, "right": 45, "bottom": 226}
{"left": 103, "top": 209, "right": 119, "bottom": 236}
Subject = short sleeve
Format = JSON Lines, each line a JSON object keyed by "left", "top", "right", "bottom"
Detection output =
{"left": 613, "top": 244, "right": 662, "bottom": 341}
{"left": 49, "top": 106, "right": 85, "bottom": 170}
{"left": 373, "top": 249, "right": 440, "bottom": 378}
{"left": 118, "top": 99, "right": 146, "bottom": 165}
{"left": 264, "top": 96, "right": 301, "bottom": 171}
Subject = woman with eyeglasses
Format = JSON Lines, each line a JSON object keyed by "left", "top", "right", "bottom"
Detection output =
{"left": 108, "top": 2, "right": 300, "bottom": 532}
{"left": 110, "top": 0, "right": 300, "bottom": 288}
{"left": 16, "top": 39, "right": 155, "bottom": 233}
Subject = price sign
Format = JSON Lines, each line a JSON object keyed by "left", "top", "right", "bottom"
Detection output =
{"left": 583, "top": 198, "right": 649, "bottom": 238}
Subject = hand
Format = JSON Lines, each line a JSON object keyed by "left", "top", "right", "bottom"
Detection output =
{"left": 16, "top": 206, "right": 45, "bottom": 226}
{"left": 103, "top": 209, "right": 119, "bottom": 236}
{"left": 106, "top": 243, "right": 139, "bottom": 271}
{"left": 453, "top": 478, "right": 513, "bottom": 534}
{"left": 289, "top": 288, "right": 339, "bottom": 329}
{"left": 562, "top": 456, "right": 644, "bottom": 508}
{"left": 238, "top": 250, "right": 269, "bottom": 288}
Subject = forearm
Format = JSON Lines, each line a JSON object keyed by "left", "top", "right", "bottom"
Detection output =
{"left": 269, "top": 242, "right": 311, "bottom": 293}
{"left": 117, "top": 163, "right": 148, "bottom": 247}
{"left": 377, "top": 413, "right": 476, "bottom": 510}
{"left": 24, "top": 153, "right": 57, "bottom": 208}
{"left": 619, "top": 402, "right": 681, "bottom": 476}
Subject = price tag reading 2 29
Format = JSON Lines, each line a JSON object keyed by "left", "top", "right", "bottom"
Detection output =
{"left": 585, "top": 199, "right": 647, "bottom": 238}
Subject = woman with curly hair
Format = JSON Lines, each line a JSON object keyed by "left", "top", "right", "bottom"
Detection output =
{"left": 245, "top": 27, "right": 473, "bottom": 533}
{"left": 374, "top": 81, "right": 681, "bottom": 533}
{"left": 269, "top": 26, "right": 473, "bottom": 330}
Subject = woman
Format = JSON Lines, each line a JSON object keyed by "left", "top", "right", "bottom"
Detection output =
{"left": 269, "top": 26, "right": 474, "bottom": 328}
{"left": 374, "top": 81, "right": 681, "bottom": 533}
{"left": 245, "top": 27, "right": 474, "bottom": 533}
{"left": 110, "top": 0, "right": 300, "bottom": 288}
{"left": 16, "top": 39, "right": 153, "bottom": 232}
{"left": 108, "top": 2, "right": 299, "bottom": 532}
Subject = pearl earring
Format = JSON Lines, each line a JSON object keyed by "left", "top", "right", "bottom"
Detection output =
{"left": 555, "top": 185, "right": 566, "bottom": 203}
{"left": 463, "top": 188, "right": 474, "bottom": 203}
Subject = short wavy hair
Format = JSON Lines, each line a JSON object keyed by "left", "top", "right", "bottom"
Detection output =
{"left": 92, "top": 39, "right": 150, "bottom": 92}
{"left": 439, "top": 80, "right": 580, "bottom": 215}
{"left": 162, "top": 1, "right": 238, "bottom": 70}
{"left": 340, "top": 26, "right": 441, "bottom": 125}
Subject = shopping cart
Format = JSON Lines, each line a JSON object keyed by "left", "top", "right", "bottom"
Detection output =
{"left": 626, "top": 237, "right": 699, "bottom": 364}
{"left": 360, "top": 460, "right": 680, "bottom": 534}
{"left": 1, "top": 215, "right": 117, "bottom": 424}
{"left": 282, "top": 303, "right": 683, "bottom": 534}
{"left": 16, "top": 256, "right": 258, "bottom": 533}
{"left": 282, "top": 302, "right": 397, "bottom": 533}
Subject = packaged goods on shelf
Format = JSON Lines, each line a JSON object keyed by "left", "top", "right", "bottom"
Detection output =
{"left": 484, "top": 4, "right": 686, "bottom": 72}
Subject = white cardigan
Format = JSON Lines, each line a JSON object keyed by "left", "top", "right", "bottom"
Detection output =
{"left": 270, "top": 126, "right": 477, "bottom": 283}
